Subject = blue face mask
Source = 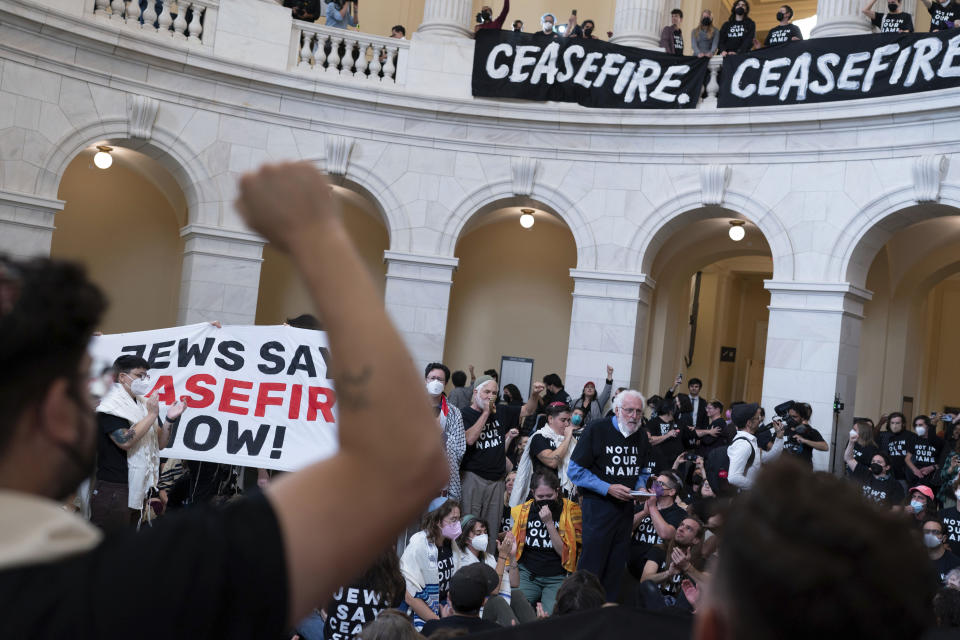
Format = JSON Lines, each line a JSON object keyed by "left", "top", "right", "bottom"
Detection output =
{"left": 571, "top": 414, "right": 583, "bottom": 426}
{"left": 910, "top": 500, "right": 924, "bottom": 513}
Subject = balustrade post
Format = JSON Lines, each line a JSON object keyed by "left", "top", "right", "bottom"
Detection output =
{"left": 609, "top": 0, "right": 667, "bottom": 50}
{"left": 418, "top": 0, "right": 472, "bottom": 37}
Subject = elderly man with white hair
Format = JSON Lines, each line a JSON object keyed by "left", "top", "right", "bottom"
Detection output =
{"left": 460, "top": 375, "right": 520, "bottom": 554}
{"left": 568, "top": 389, "right": 652, "bottom": 601}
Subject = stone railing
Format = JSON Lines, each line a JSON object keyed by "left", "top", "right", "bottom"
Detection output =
{"left": 700, "top": 56, "right": 723, "bottom": 108}
{"left": 90, "top": 0, "right": 219, "bottom": 46}
{"left": 292, "top": 23, "right": 410, "bottom": 84}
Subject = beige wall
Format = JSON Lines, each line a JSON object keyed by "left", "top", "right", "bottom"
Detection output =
{"left": 443, "top": 216, "right": 576, "bottom": 395}
{"left": 255, "top": 199, "right": 389, "bottom": 324}
{"left": 51, "top": 154, "right": 183, "bottom": 332}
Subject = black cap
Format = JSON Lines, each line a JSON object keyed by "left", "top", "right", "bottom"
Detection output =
{"left": 449, "top": 563, "right": 499, "bottom": 612}
{"left": 732, "top": 402, "right": 760, "bottom": 428}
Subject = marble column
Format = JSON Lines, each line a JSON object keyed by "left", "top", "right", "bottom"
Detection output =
{"left": 0, "top": 190, "right": 61, "bottom": 260}
{"left": 417, "top": 0, "right": 473, "bottom": 38}
{"left": 178, "top": 224, "right": 265, "bottom": 326}
{"left": 811, "top": 0, "right": 872, "bottom": 38}
{"left": 564, "top": 269, "right": 655, "bottom": 399}
{"left": 383, "top": 251, "right": 459, "bottom": 372}
{"left": 610, "top": 0, "right": 667, "bottom": 51}
{"left": 760, "top": 281, "right": 872, "bottom": 472}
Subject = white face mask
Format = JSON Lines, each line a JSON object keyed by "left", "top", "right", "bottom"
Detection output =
{"left": 127, "top": 376, "right": 151, "bottom": 397}
{"left": 916, "top": 426, "right": 927, "bottom": 437}
{"left": 849, "top": 429, "right": 858, "bottom": 439}
{"left": 543, "top": 22, "right": 553, "bottom": 31}
{"left": 471, "top": 534, "right": 489, "bottom": 552}
{"left": 426, "top": 379, "right": 445, "bottom": 396}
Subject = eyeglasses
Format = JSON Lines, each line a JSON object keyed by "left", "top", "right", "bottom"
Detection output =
{"left": 123, "top": 372, "right": 150, "bottom": 382}
{"left": 923, "top": 529, "right": 942, "bottom": 535}
{"left": 619, "top": 407, "right": 642, "bottom": 415}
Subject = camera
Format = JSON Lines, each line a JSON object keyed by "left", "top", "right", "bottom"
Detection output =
{"left": 685, "top": 453, "right": 699, "bottom": 462}
{"left": 774, "top": 400, "right": 799, "bottom": 430}
{"left": 476, "top": 11, "right": 489, "bottom": 23}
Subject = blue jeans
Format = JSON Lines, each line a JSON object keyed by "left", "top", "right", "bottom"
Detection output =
{"left": 517, "top": 564, "right": 566, "bottom": 614}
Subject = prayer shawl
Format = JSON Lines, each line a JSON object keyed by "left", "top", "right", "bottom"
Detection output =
{"left": 439, "top": 396, "right": 466, "bottom": 501}
{"left": 509, "top": 425, "right": 575, "bottom": 507}
{"left": 0, "top": 490, "right": 102, "bottom": 570}
{"left": 96, "top": 384, "right": 158, "bottom": 512}
{"left": 509, "top": 498, "right": 582, "bottom": 574}
{"left": 400, "top": 530, "right": 442, "bottom": 631}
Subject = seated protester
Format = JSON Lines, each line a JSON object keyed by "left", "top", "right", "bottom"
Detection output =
{"left": 908, "top": 485, "right": 938, "bottom": 526}
{"left": 781, "top": 403, "right": 828, "bottom": 467}
{"left": 453, "top": 515, "right": 532, "bottom": 627}
{"left": 502, "top": 471, "right": 516, "bottom": 535}
{"left": 879, "top": 412, "right": 917, "bottom": 485}
{"left": 571, "top": 407, "right": 587, "bottom": 433}
{"left": 697, "top": 401, "right": 734, "bottom": 455}
{"left": 355, "top": 609, "right": 419, "bottom": 640}
{"left": 552, "top": 570, "right": 606, "bottom": 616}
{"left": 934, "top": 586, "right": 960, "bottom": 628}
{"left": 420, "top": 564, "right": 502, "bottom": 637}
{"left": 573, "top": 366, "right": 614, "bottom": 422}
{"left": 849, "top": 418, "right": 880, "bottom": 475}
{"left": 718, "top": 0, "right": 756, "bottom": 55}
{"left": 938, "top": 476, "right": 960, "bottom": 556}
{"left": 318, "top": 548, "right": 405, "bottom": 640}
{"left": 863, "top": 0, "right": 914, "bottom": 31}
{"left": 764, "top": 4, "right": 802, "bottom": 44}
{"left": 844, "top": 436, "right": 906, "bottom": 507}
{"left": 628, "top": 471, "right": 688, "bottom": 580}
{"left": 646, "top": 400, "right": 684, "bottom": 475}
{"left": 638, "top": 517, "right": 708, "bottom": 611}
{"left": 920, "top": 0, "right": 960, "bottom": 31}
{"left": 506, "top": 435, "right": 528, "bottom": 473}
{"left": 906, "top": 415, "right": 944, "bottom": 490}
{"left": 509, "top": 470, "right": 582, "bottom": 615}
{"left": 510, "top": 403, "right": 576, "bottom": 507}
{"left": 400, "top": 499, "right": 461, "bottom": 631}
{"left": 925, "top": 517, "right": 960, "bottom": 586}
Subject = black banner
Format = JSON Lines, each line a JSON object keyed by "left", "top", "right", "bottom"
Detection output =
{"left": 471, "top": 30, "right": 709, "bottom": 109}
{"left": 719, "top": 29, "right": 960, "bottom": 107}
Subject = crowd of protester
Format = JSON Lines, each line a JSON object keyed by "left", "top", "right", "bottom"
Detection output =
{"left": 283, "top": 0, "right": 960, "bottom": 57}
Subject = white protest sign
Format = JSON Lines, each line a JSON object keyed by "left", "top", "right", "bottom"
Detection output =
{"left": 90, "top": 323, "right": 338, "bottom": 471}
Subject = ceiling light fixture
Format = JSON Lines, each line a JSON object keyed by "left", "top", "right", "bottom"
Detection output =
{"left": 520, "top": 208, "right": 535, "bottom": 229}
{"left": 728, "top": 220, "right": 745, "bottom": 241}
{"left": 93, "top": 145, "right": 114, "bottom": 170}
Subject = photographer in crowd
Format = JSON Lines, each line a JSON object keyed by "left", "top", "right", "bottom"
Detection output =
{"left": 326, "top": 0, "right": 357, "bottom": 29}
{"left": 475, "top": 1, "right": 509, "bottom": 32}
{"left": 777, "top": 401, "right": 828, "bottom": 468}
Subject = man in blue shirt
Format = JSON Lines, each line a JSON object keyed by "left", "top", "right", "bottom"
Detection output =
{"left": 326, "top": 0, "right": 357, "bottom": 28}
{"left": 569, "top": 389, "right": 651, "bottom": 601}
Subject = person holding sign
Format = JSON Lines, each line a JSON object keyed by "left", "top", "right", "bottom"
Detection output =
{"left": 862, "top": 0, "right": 915, "bottom": 32}
{"left": 718, "top": 0, "right": 756, "bottom": 55}
{"left": 0, "top": 161, "right": 448, "bottom": 639}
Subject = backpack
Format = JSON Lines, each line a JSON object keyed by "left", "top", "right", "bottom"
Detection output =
{"left": 705, "top": 435, "right": 756, "bottom": 497}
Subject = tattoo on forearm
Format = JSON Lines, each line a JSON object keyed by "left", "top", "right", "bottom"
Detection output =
{"left": 335, "top": 365, "right": 372, "bottom": 410}
{"left": 110, "top": 427, "right": 135, "bottom": 445}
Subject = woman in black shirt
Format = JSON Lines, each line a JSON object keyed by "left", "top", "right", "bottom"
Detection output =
{"left": 719, "top": 0, "right": 756, "bottom": 55}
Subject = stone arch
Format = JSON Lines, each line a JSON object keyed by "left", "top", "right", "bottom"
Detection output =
{"left": 440, "top": 179, "right": 598, "bottom": 269}
{"left": 828, "top": 184, "right": 960, "bottom": 289}
{"left": 35, "top": 120, "right": 217, "bottom": 227}
{"left": 629, "top": 188, "right": 795, "bottom": 280}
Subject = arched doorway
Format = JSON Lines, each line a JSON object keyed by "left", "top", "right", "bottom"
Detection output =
{"left": 640, "top": 210, "right": 773, "bottom": 406}
{"left": 443, "top": 203, "right": 577, "bottom": 398}
{"left": 255, "top": 184, "right": 390, "bottom": 324}
{"left": 51, "top": 146, "right": 185, "bottom": 332}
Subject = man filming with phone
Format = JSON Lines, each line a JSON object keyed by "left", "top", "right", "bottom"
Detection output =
{"left": 475, "top": 1, "right": 509, "bottom": 31}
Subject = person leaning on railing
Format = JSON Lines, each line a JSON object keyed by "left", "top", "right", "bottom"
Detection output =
{"left": 691, "top": 9, "right": 719, "bottom": 57}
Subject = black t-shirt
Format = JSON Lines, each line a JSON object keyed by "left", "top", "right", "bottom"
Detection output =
{"left": 421, "top": 615, "right": 501, "bottom": 637}
{"left": 529, "top": 433, "right": 556, "bottom": 477}
{"left": 437, "top": 542, "right": 454, "bottom": 602}
{"left": 854, "top": 464, "right": 906, "bottom": 506}
{"left": 719, "top": 17, "right": 756, "bottom": 53}
{"left": 0, "top": 494, "right": 287, "bottom": 639}
{"left": 934, "top": 550, "right": 960, "bottom": 585}
{"left": 519, "top": 513, "right": 565, "bottom": 577}
{"left": 95, "top": 412, "right": 131, "bottom": 484}
{"left": 853, "top": 442, "right": 880, "bottom": 466}
{"left": 939, "top": 507, "right": 960, "bottom": 556}
{"left": 461, "top": 407, "right": 508, "bottom": 481}
{"left": 324, "top": 580, "right": 401, "bottom": 640}
{"left": 909, "top": 436, "right": 944, "bottom": 483}
{"left": 644, "top": 546, "right": 689, "bottom": 598}
{"left": 501, "top": 504, "right": 513, "bottom": 534}
{"left": 631, "top": 502, "right": 687, "bottom": 560}
{"left": 699, "top": 418, "right": 735, "bottom": 452}
{"left": 764, "top": 23, "right": 802, "bottom": 45}
{"left": 782, "top": 425, "right": 825, "bottom": 467}
{"left": 570, "top": 418, "right": 651, "bottom": 504}
{"left": 928, "top": 1, "right": 959, "bottom": 30}
{"left": 755, "top": 422, "right": 778, "bottom": 452}
{"left": 672, "top": 28, "right": 684, "bottom": 53}
{"left": 882, "top": 431, "right": 918, "bottom": 480}
{"left": 647, "top": 417, "right": 683, "bottom": 473}
{"left": 871, "top": 11, "right": 914, "bottom": 32}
